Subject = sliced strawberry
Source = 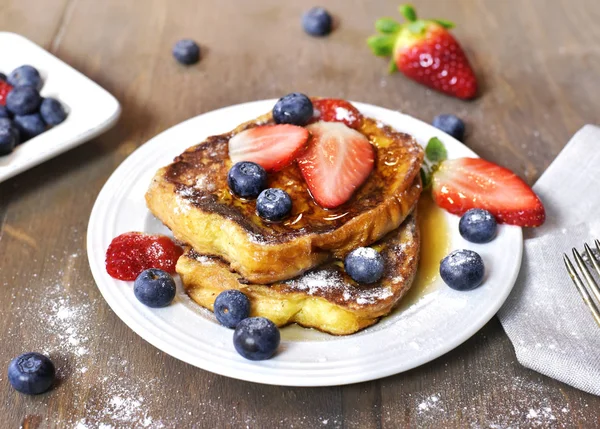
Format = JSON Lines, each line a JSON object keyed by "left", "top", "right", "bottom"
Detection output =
{"left": 298, "top": 121, "right": 375, "bottom": 209}
{"left": 229, "top": 124, "right": 309, "bottom": 172}
{"left": 431, "top": 158, "right": 545, "bottom": 227}
{"left": 0, "top": 80, "right": 13, "bottom": 106}
{"left": 311, "top": 98, "right": 363, "bottom": 129}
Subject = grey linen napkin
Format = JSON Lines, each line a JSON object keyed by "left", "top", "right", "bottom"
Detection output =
{"left": 498, "top": 125, "right": 600, "bottom": 396}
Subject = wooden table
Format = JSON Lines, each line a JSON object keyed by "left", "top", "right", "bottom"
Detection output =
{"left": 1, "top": 0, "right": 599, "bottom": 427}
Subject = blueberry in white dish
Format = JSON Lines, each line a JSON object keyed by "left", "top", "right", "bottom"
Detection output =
{"left": 459, "top": 208, "right": 497, "bottom": 243}
{"left": 14, "top": 113, "right": 46, "bottom": 141}
{"left": 256, "top": 188, "right": 292, "bottom": 221}
{"left": 0, "top": 124, "right": 17, "bottom": 156}
{"left": 302, "top": 7, "right": 333, "bottom": 37}
{"left": 172, "top": 39, "right": 201, "bottom": 65}
{"left": 0, "top": 105, "right": 9, "bottom": 118}
{"left": 8, "top": 65, "right": 42, "bottom": 90}
{"left": 214, "top": 290, "right": 251, "bottom": 328}
{"left": 0, "top": 118, "right": 20, "bottom": 146}
{"left": 8, "top": 352, "right": 55, "bottom": 395}
{"left": 272, "top": 93, "right": 313, "bottom": 126}
{"left": 134, "top": 268, "right": 176, "bottom": 308}
{"left": 440, "top": 249, "right": 484, "bottom": 291}
{"left": 40, "top": 98, "right": 68, "bottom": 126}
{"left": 6, "top": 86, "right": 42, "bottom": 116}
{"left": 227, "top": 161, "right": 268, "bottom": 199}
{"left": 344, "top": 247, "right": 385, "bottom": 284}
{"left": 432, "top": 114, "right": 465, "bottom": 141}
{"left": 233, "top": 317, "right": 280, "bottom": 361}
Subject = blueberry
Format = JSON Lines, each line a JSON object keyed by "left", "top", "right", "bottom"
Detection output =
{"left": 459, "top": 209, "right": 497, "bottom": 243}
{"left": 432, "top": 114, "right": 465, "bottom": 141}
{"left": 440, "top": 249, "right": 485, "bottom": 291}
{"left": 133, "top": 268, "right": 176, "bottom": 308}
{"left": 233, "top": 317, "right": 280, "bottom": 361}
{"left": 6, "top": 86, "right": 42, "bottom": 115}
{"left": 14, "top": 113, "right": 46, "bottom": 141}
{"left": 8, "top": 65, "right": 42, "bottom": 90}
{"left": 172, "top": 39, "right": 200, "bottom": 65}
{"left": 40, "top": 98, "right": 67, "bottom": 126}
{"left": 8, "top": 352, "right": 55, "bottom": 395}
{"left": 0, "top": 124, "right": 17, "bottom": 156}
{"left": 272, "top": 93, "right": 313, "bottom": 126}
{"left": 344, "top": 247, "right": 385, "bottom": 284}
{"left": 0, "top": 72, "right": 6, "bottom": 81}
{"left": 302, "top": 7, "right": 333, "bottom": 37}
{"left": 227, "top": 161, "right": 268, "bottom": 199}
{"left": 0, "top": 118, "right": 20, "bottom": 145}
{"left": 214, "top": 290, "right": 251, "bottom": 328}
{"left": 0, "top": 105, "right": 10, "bottom": 118}
{"left": 256, "top": 188, "right": 292, "bottom": 221}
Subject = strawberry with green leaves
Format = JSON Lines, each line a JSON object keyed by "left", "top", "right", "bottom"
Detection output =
{"left": 422, "top": 138, "right": 545, "bottom": 227}
{"left": 368, "top": 4, "right": 478, "bottom": 100}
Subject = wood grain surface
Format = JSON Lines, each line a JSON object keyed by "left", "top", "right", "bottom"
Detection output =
{"left": 1, "top": 0, "right": 599, "bottom": 427}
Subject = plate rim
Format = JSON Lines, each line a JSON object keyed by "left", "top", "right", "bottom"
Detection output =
{"left": 87, "top": 100, "right": 523, "bottom": 386}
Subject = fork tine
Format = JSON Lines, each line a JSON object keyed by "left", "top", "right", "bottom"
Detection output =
{"left": 583, "top": 243, "right": 600, "bottom": 303}
{"left": 573, "top": 248, "right": 600, "bottom": 304}
{"left": 564, "top": 253, "right": 600, "bottom": 327}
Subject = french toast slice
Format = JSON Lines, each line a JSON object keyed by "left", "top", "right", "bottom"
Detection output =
{"left": 146, "top": 109, "right": 424, "bottom": 284}
{"left": 177, "top": 212, "right": 419, "bottom": 336}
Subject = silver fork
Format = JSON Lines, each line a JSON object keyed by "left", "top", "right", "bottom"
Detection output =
{"left": 563, "top": 239, "right": 600, "bottom": 327}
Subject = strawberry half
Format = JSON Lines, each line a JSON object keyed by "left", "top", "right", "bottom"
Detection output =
{"left": 229, "top": 124, "right": 309, "bottom": 172}
{"left": 431, "top": 158, "right": 545, "bottom": 227}
{"left": 298, "top": 121, "right": 375, "bottom": 209}
{"left": 311, "top": 98, "right": 363, "bottom": 129}
{"left": 0, "top": 80, "right": 13, "bottom": 106}
{"left": 368, "top": 4, "right": 477, "bottom": 100}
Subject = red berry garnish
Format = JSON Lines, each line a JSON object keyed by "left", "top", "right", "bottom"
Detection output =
{"left": 311, "top": 98, "right": 363, "bottom": 129}
{"left": 0, "top": 81, "right": 13, "bottom": 106}
{"left": 105, "top": 232, "right": 183, "bottom": 281}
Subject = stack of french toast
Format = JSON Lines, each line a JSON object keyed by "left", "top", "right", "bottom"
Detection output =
{"left": 145, "top": 96, "right": 424, "bottom": 335}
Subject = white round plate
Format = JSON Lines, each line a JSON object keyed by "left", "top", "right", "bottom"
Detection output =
{"left": 87, "top": 100, "right": 522, "bottom": 387}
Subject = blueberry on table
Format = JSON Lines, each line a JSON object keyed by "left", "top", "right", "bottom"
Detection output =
{"left": 172, "top": 39, "right": 201, "bottom": 65}
{"left": 440, "top": 249, "right": 485, "bottom": 291}
{"left": 459, "top": 209, "right": 497, "bottom": 243}
{"left": 8, "top": 352, "right": 56, "bottom": 395}
{"left": 272, "top": 93, "right": 313, "bottom": 126}
{"left": 256, "top": 188, "right": 292, "bottom": 221}
{"left": 14, "top": 113, "right": 46, "bottom": 141}
{"left": 6, "top": 86, "right": 42, "bottom": 115}
{"left": 40, "top": 97, "right": 68, "bottom": 126}
{"left": 233, "top": 317, "right": 280, "bottom": 361}
{"left": 227, "top": 161, "right": 268, "bottom": 199}
{"left": 133, "top": 268, "right": 176, "bottom": 308}
{"left": 432, "top": 114, "right": 465, "bottom": 141}
{"left": 344, "top": 247, "right": 385, "bottom": 284}
{"left": 214, "top": 290, "right": 251, "bottom": 328}
{"left": 302, "top": 7, "right": 333, "bottom": 37}
{"left": 8, "top": 65, "right": 42, "bottom": 90}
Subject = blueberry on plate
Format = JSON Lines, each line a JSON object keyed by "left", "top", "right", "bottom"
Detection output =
{"left": 214, "top": 290, "right": 251, "bottom": 328}
{"left": 8, "top": 352, "right": 55, "bottom": 395}
{"left": 0, "top": 105, "right": 10, "bottom": 118}
{"left": 0, "top": 118, "right": 20, "bottom": 146}
{"left": 233, "top": 317, "right": 280, "bottom": 361}
{"left": 344, "top": 247, "right": 385, "bottom": 284}
{"left": 6, "top": 86, "right": 42, "bottom": 115}
{"left": 227, "top": 161, "right": 268, "bottom": 199}
{"left": 432, "top": 114, "right": 465, "bottom": 141}
{"left": 0, "top": 124, "right": 17, "bottom": 156}
{"left": 272, "top": 93, "right": 313, "bottom": 126}
{"left": 40, "top": 98, "right": 68, "bottom": 126}
{"left": 256, "top": 188, "right": 292, "bottom": 221}
{"left": 459, "top": 208, "right": 497, "bottom": 243}
{"left": 7, "top": 65, "right": 42, "bottom": 90}
{"left": 302, "top": 7, "right": 333, "bottom": 37}
{"left": 133, "top": 268, "right": 176, "bottom": 308}
{"left": 172, "top": 39, "right": 201, "bottom": 65}
{"left": 440, "top": 249, "right": 484, "bottom": 291}
{"left": 14, "top": 113, "right": 46, "bottom": 141}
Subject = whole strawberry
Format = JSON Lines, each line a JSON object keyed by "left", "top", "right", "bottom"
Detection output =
{"left": 368, "top": 4, "right": 478, "bottom": 100}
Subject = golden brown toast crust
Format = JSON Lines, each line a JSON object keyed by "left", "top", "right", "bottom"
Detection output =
{"left": 177, "top": 213, "right": 420, "bottom": 335}
{"left": 146, "top": 110, "right": 423, "bottom": 283}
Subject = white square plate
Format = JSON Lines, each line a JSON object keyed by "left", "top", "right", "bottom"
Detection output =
{"left": 0, "top": 32, "right": 121, "bottom": 183}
